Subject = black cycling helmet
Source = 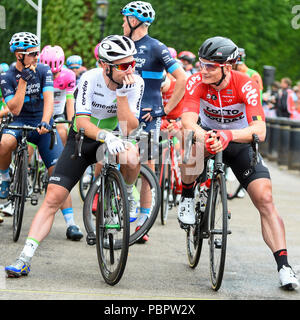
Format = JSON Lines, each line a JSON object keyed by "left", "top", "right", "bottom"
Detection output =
{"left": 198, "top": 36, "right": 239, "bottom": 64}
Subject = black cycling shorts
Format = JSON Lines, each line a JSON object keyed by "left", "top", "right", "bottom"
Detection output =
{"left": 48, "top": 127, "right": 102, "bottom": 191}
{"left": 223, "top": 142, "right": 270, "bottom": 190}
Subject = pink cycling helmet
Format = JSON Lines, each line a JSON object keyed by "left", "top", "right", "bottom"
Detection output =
{"left": 168, "top": 47, "right": 177, "bottom": 59}
{"left": 40, "top": 45, "right": 65, "bottom": 73}
{"left": 94, "top": 42, "right": 101, "bottom": 60}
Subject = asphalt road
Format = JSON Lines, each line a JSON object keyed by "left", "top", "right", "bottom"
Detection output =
{"left": 0, "top": 159, "right": 300, "bottom": 303}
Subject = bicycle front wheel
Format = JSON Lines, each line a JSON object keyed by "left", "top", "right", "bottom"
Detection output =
{"left": 96, "top": 167, "right": 129, "bottom": 286}
{"left": 160, "top": 161, "right": 171, "bottom": 225}
{"left": 11, "top": 148, "right": 28, "bottom": 242}
{"left": 208, "top": 173, "right": 228, "bottom": 291}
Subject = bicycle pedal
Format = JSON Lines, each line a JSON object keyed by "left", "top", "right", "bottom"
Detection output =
{"left": 228, "top": 211, "right": 231, "bottom": 219}
{"left": 86, "top": 233, "right": 96, "bottom": 246}
{"left": 214, "top": 238, "right": 222, "bottom": 249}
{"left": 178, "top": 219, "right": 190, "bottom": 230}
{"left": 30, "top": 195, "right": 38, "bottom": 206}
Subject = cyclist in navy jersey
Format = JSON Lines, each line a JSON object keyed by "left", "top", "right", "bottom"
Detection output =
{"left": 0, "top": 32, "right": 83, "bottom": 241}
{"left": 121, "top": 1, "right": 187, "bottom": 242}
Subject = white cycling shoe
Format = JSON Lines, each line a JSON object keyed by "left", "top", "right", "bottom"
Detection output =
{"left": 279, "top": 265, "right": 299, "bottom": 290}
{"left": 177, "top": 197, "right": 195, "bottom": 225}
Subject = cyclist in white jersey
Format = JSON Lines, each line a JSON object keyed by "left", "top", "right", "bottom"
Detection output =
{"left": 5, "top": 35, "right": 144, "bottom": 278}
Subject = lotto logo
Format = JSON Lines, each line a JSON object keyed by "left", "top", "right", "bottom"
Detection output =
{"left": 0, "top": 6, "right": 5, "bottom": 29}
{"left": 186, "top": 74, "right": 201, "bottom": 94}
{"left": 241, "top": 80, "right": 258, "bottom": 106}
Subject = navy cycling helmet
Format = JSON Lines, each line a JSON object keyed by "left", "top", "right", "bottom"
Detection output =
{"left": 121, "top": 1, "right": 155, "bottom": 26}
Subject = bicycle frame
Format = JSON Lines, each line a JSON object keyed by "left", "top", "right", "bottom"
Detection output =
{"left": 199, "top": 152, "right": 225, "bottom": 239}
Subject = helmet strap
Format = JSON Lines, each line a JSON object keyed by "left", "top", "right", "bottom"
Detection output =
{"left": 212, "top": 66, "right": 226, "bottom": 87}
{"left": 17, "top": 53, "right": 26, "bottom": 68}
{"left": 106, "top": 65, "right": 122, "bottom": 87}
{"left": 126, "top": 16, "right": 144, "bottom": 39}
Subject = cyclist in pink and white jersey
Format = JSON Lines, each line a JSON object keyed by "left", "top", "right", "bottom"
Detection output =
{"left": 39, "top": 45, "right": 82, "bottom": 241}
{"left": 40, "top": 45, "right": 76, "bottom": 145}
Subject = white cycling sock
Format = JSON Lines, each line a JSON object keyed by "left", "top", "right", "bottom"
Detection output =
{"left": 20, "top": 238, "right": 40, "bottom": 261}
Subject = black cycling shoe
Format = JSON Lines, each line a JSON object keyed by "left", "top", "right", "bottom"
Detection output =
{"left": 66, "top": 225, "right": 83, "bottom": 241}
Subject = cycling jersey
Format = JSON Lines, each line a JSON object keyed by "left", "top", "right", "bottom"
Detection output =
{"left": 74, "top": 67, "right": 144, "bottom": 132}
{"left": 49, "top": 68, "right": 144, "bottom": 191}
{"left": 53, "top": 68, "right": 76, "bottom": 116}
{"left": 134, "top": 35, "right": 180, "bottom": 115}
{"left": 0, "top": 64, "right": 53, "bottom": 119}
{"left": 183, "top": 70, "right": 265, "bottom": 130}
{"left": 183, "top": 70, "right": 269, "bottom": 189}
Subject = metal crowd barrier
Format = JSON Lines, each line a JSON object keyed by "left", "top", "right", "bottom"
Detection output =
{"left": 260, "top": 117, "right": 300, "bottom": 170}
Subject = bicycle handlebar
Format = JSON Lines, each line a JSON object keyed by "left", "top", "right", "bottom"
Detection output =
{"left": 0, "top": 116, "right": 57, "bottom": 150}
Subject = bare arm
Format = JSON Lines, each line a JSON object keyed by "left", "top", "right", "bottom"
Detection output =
{"left": 6, "top": 79, "right": 27, "bottom": 116}
{"left": 164, "top": 67, "right": 187, "bottom": 114}
{"left": 66, "top": 97, "right": 75, "bottom": 121}
{"left": 231, "top": 120, "right": 266, "bottom": 143}
{"left": 116, "top": 95, "right": 139, "bottom": 136}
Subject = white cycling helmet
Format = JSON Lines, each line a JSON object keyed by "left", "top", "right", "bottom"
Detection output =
{"left": 98, "top": 35, "right": 137, "bottom": 63}
{"left": 9, "top": 32, "right": 40, "bottom": 53}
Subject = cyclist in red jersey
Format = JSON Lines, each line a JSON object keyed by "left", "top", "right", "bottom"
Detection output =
{"left": 178, "top": 36, "right": 299, "bottom": 290}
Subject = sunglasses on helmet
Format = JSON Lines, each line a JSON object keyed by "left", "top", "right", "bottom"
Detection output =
{"left": 198, "top": 58, "right": 226, "bottom": 72}
{"left": 108, "top": 60, "right": 136, "bottom": 72}
{"left": 18, "top": 50, "right": 40, "bottom": 57}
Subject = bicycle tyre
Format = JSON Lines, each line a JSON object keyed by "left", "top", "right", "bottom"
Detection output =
{"left": 78, "top": 164, "right": 94, "bottom": 202}
{"left": 186, "top": 182, "right": 203, "bottom": 268}
{"left": 225, "top": 166, "right": 242, "bottom": 200}
{"left": 12, "top": 148, "right": 28, "bottom": 242}
{"left": 96, "top": 166, "right": 129, "bottom": 285}
{"left": 160, "top": 160, "right": 171, "bottom": 225}
{"left": 208, "top": 172, "right": 228, "bottom": 291}
{"left": 82, "top": 164, "right": 160, "bottom": 247}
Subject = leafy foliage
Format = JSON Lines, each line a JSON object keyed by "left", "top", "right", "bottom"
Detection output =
{"left": 0, "top": 0, "right": 299, "bottom": 83}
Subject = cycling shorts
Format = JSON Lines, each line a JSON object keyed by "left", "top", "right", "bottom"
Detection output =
{"left": 3, "top": 117, "right": 63, "bottom": 169}
{"left": 223, "top": 142, "right": 270, "bottom": 190}
{"left": 48, "top": 127, "right": 103, "bottom": 191}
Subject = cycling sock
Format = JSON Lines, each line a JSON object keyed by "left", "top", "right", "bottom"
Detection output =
{"left": 20, "top": 237, "right": 40, "bottom": 261}
{"left": 181, "top": 181, "right": 194, "bottom": 198}
{"left": 273, "top": 249, "right": 290, "bottom": 271}
{"left": 136, "top": 207, "right": 150, "bottom": 227}
{"left": 62, "top": 207, "right": 75, "bottom": 227}
{"left": 0, "top": 169, "right": 10, "bottom": 181}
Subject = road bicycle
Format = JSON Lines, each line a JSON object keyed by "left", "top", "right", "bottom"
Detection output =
{"left": 72, "top": 127, "right": 130, "bottom": 285}
{"left": 0, "top": 116, "right": 56, "bottom": 242}
{"left": 83, "top": 124, "right": 161, "bottom": 248}
{"left": 183, "top": 132, "right": 259, "bottom": 291}
{"left": 158, "top": 132, "right": 182, "bottom": 225}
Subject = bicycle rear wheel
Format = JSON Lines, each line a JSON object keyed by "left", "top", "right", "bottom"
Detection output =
{"left": 208, "top": 173, "right": 228, "bottom": 291}
{"left": 96, "top": 167, "right": 129, "bottom": 285}
{"left": 11, "top": 148, "right": 28, "bottom": 242}
{"left": 78, "top": 164, "right": 94, "bottom": 202}
{"left": 83, "top": 164, "right": 160, "bottom": 247}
